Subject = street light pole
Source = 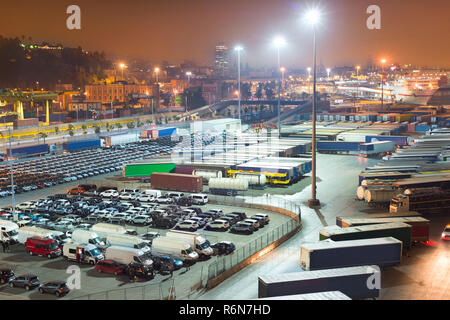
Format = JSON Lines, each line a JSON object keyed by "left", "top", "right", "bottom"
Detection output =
{"left": 277, "top": 47, "right": 281, "bottom": 136}
{"left": 381, "top": 60, "right": 386, "bottom": 110}
{"left": 234, "top": 46, "right": 243, "bottom": 123}
{"left": 306, "top": 9, "right": 321, "bottom": 208}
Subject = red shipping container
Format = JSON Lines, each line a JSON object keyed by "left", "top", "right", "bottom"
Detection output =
{"left": 150, "top": 172, "right": 203, "bottom": 193}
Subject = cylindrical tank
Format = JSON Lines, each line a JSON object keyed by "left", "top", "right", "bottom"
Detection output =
{"left": 235, "top": 173, "right": 266, "bottom": 186}
{"left": 195, "top": 170, "right": 222, "bottom": 182}
{"left": 356, "top": 186, "right": 366, "bottom": 200}
{"left": 364, "top": 189, "right": 399, "bottom": 203}
{"left": 209, "top": 178, "right": 249, "bottom": 191}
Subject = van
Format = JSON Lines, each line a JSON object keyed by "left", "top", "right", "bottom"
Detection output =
{"left": 151, "top": 237, "right": 199, "bottom": 261}
{"left": 166, "top": 230, "right": 213, "bottom": 257}
{"left": 50, "top": 231, "right": 71, "bottom": 246}
{"left": 190, "top": 194, "right": 208, "bottom": 205}
{"left": 71, "top": 229, "right": 108, "bottom": 250}
{"left": 106, "top": 234, "right": 150, "bottom": 253}
{"left": 142, "top": 189, "right": 162, "bottom": 198}
{"left": 17, "top": 226, "right": 55, "bottom": 244}
{"left": 105, "top": 246, "right": 153, "bottom": 267}
{"left": 25, "top": 237, "right": 62, "bottom": 259}
{"left": 63, "top": 243, "right": 104, "bottom": 265}
{"left": 0, "top": 220, "right": 19, "bottom": 244}
{"left": 91, "top": 223, "right": 127, "bottom": 240}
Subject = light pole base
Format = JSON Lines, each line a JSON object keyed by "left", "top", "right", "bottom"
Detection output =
{"left": 307, "top": 199, "right": 321, "bottom": 208}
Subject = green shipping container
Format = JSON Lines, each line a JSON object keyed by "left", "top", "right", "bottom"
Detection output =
{"left": 319, "top": 222, "right": 412, "bottom": 249}
{"left": 123, "top": 162, "right": 176, "bottom": 178}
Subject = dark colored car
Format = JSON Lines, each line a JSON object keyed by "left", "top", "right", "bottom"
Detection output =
{"left": 9, "top": 274, "right": 40, "bottom": 290}
{"left": 211, "top": 241, "right": 236, "bottom": 255}
{"left": 217, "top": 216, "right": 235, "bottom": 226}
{"left": 187, "top": 206, "right": 203, "bottom": 215}
{"left": 152, "top": 217, "right": 176, "bottom": 229}
{"left": 223, "top": 213, "right": 241, "bottom": 224}
{"left": 38, "top": 281, "right": 70, "bottom": 297}
{"left": 151, "top": 254, "right": 176, "bottom": 273}
{"left": 230, "top": 222, "right": 254, "bottom": 235}
{"left": 230, "top": 211, "right": 247, "bottom": 220}
{"left": 94, "top": 259, "right": 127, "bottom": 275}
{"left": 0, "top": 268, "right": 14, "bottom": 284}
{"left": 176, "top": 197, "right": 192, "bottom": 206}
{"left": 250, "top": 215, "right": 266, "bottom": 228}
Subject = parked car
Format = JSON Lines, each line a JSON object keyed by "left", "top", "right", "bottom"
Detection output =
{"left": 67, "top": 187, "right": 86, "bottom": 195}
{"left": 230, "top": 221, "right": 254, "bottom": 235}
{"left": 204, "top": 219, "right": 229, "bottom": 231}
{"left": 175, "top": 220, "right": 199, "bottom": 231}
{"left": 38, "top": 281, "right": 70, "bottom": 297}
{"left": 131, "top": 215, "right": 151, "bottom": 226}
{"left": 211, "top": 241, "right": 236, "bottom": 255}
{"left": 250, "top": 215, "right": 266, "bottom": 228}
{"left": 442, "top": 224, "right": 450, "bottom": 241}
{"left": 0, "top": 268, "right": 14, "bottom": 284}
{"left": 141, "top": 232, "right": 160, "bottom": 245}
{"left": 94, "top": 259, "right": 127, "bottom": 275}
{"left": 156, "top": 195, "right": 173, "bottom": 204}
{"left": 243, "top": 219, "right": 260, "bottom": 231}
{"left": 100, "top": 190, "right": 119, "bottom": 198}
{"left": 9, "top": 274, "right": 40, "bottom": 291}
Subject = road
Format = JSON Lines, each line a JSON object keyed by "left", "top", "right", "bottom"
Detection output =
{"left": 196, "top": 154, "right": 450, "bottom": 300}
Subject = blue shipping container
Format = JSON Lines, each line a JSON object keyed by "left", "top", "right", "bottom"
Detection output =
{"left": 364, "top": 135, "right": 409, "bottom": 146}
{"left": 415, "top": 125, "right": 430, "bottom": 132}
{"left": 64, "top": 139, "right": 101, "bottom": 152}
{"left": 8, "top": 144, "right": 49, "bottom": 158}
{"left": 158, "top": 127, "right": 176, "bottom": 137}
{"left": 317, "top": 141, "right": 360, "bottom": 151}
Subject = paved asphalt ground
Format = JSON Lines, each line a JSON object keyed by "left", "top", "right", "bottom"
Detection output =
{"left": 196, "top": 153, "right": 450, "bottom": 300}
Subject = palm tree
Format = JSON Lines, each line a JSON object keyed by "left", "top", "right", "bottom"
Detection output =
{"left": 68, "top": 130, "right": 74, "bottom": 137}
{"left": 55, "top": 126, "right": 60, "bottom": 134}
{"left": 38, "top": 132, "right": 48, "bottom": 143}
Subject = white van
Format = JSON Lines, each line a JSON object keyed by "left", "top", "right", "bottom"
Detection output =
{"left": 166, "top": 230, "right": 213, "bottom": 257}
{"left": 0, "top": 220, "right": 19, "bottom": 244}
{"left": 106, "top": 234, "right": 150, "bottom": 253}
{"left": 142, "top": 189, "right": 162, "bottom": 198}
{"left": 105, "top": 246, "right": 153, "bottom": 267}
{"left": 17, "top": 226, "right": 55, "bottom": 244}
{"left": 71, "top": 229, "right": 108, "bottom": 250}
{"left": 190, "top": 194, "right": 208, "bottom": 205}
{"left": 63, "top": 242, "right": 104, "bottom": 265}
{"left": 91, "top": 223, "right": 127, "bottom": 240}
{"left": 151, "top": 237, "right": 199, "bottom": 261}
{"left": 51, "top": 231, "right": 71, "bottom": 245}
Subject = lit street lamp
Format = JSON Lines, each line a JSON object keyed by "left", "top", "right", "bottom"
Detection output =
{"left": 234, "top": 46, "right": 244, "bottom": 122}
{"left": 185, "top": 71, "right": 192, "bottom": 112}
{"left": 273, "top": 36, "right": 286, "bottom": 135}
{"left": 119, "top": 63, "right": 126, "bottom": 80}
{"left": 280, "top": 67, "right": 286, "bottom": 89}
{"left": 305, "top": 7, "right": 322, "bottom": 208}
{"left": 154, "top": 67, "right": 160, "bottom": 83}
{"left": 307, "top": 67, "right": 312, "bottom": 78}
{"left": 326, "top": 68, "right": 331, "bottom": 79}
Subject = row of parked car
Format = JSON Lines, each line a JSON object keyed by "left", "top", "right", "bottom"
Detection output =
{"left": 0, "top": 135, "right": 185, "bottom": 196}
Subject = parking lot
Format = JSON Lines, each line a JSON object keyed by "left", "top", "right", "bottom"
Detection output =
{"left": 0, "top": 180, "right": 292, "bottom": 300}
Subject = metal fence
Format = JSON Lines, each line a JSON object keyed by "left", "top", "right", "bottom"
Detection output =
{"left": 204, "top": 218, "right": 299, "bottom": 287}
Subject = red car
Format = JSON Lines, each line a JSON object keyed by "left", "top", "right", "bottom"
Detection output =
{"left": 94, "top": 259, "right": 127, "bottom": 275}
{"left": 25, "top": 237, "right": 62, "bottom": 259}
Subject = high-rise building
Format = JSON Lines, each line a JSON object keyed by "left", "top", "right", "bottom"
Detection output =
{"left": 215, "top": 43, "right": 230, "bottom": 78}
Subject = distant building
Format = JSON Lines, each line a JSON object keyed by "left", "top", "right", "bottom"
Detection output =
{"left": 215, "top": 43, "right": 230, "bottom": 78}
{"left": 85, "top": 83, "right": 156, "bottom": 104}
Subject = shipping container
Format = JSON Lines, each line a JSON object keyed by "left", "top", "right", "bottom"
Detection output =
{"left": 8, "top": 144, "right": 49, "bottom": 158}
{"left": 258, "top": 266, "right": 380, "bottom": 299}
{"left": 365, "top": 135, "right": 409, "bottom": 146}
{"left": 317, "top": 141, "right": 361, "bottom": 152}
{"left": 336, "top": 217, "right": 430, "bottom": 242}
{"left": 100, "top": 132, "right": 140, "bottom": 147}
{"left": 257, "top": 291, "right": 351, "bottom": 300}
{"left": 300, "top": 237, "right": 402, "bottom": 271}
{"left": 319, "top": 222, "right": 412, "bottom": 249}
{"left": 123, "top": 161, "right": 176, "bottom": 178}
{"left": 150, "top": 172, "right": 203, "bottom": 193}
{"left": 359, "top": 141, "right": 395, "bottom": 155}
{"left": 13, "top": 118, "right": 39, "bottom": 129}
{"left": 63, "top": 139, "right": 101, "bottom": 152}
{"left": 209, "top": 178, "right": 248, "bottom": 195}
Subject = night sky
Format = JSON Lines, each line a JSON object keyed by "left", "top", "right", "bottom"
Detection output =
{"left": 1, "top": 0, "right": 450, "bottom": 68}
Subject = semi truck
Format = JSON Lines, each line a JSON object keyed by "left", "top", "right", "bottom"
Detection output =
{"left": 257, "top": 291, "right": 351, "bottom": 300}
{"left": 359, "top": 141, "right": 395, "bottom": 157}
{"left": 165, "top": 230, "right": 213, "bottom": 257}
{"left": 335, "top": 216, "right": 430, "bottom": 242}
{"left": 258, "top": 266, "right": 380, "bottom": 299}
{"left": 63, "top": 139, "right": 101, "bottom": 152}
{"left": 319, "top": 222, "right": 412, "bottom": 250}
{"left": 390, "top": 187, "right": 450, "bottom": 214}
{"left": 0, "top": 220, "right": 19, "bottom": 245}
{"left": 150, "top": 172, "right": 203, "bottom": 193}
{"left": 300, "top": 237, "right": 402, "bottom": 271}
{"left": 100, "top": 132, "right": 140, "bottom": 148}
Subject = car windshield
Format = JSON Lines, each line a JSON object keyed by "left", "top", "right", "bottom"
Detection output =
{"left": 49, "top": 242, "right": 59, "bottom": 250}
{"left": 93, "top": 237, "right": 103, "bottom": 245}
{"left": 200, "top": 241, "right": 210, "bottom": 249}
{"left": 136, "top": 242, "right": 147, "bottom": 249}
{"left": 58, "top": 234, "right": 68, "bottom": 240}
{"left": 185, "top": 247, "right": 194, "bottom": 255}
{"left": 6, "top": 230, "right": 18, "bottom": 237}
{"left": 90, "top": 248, "right": 101, "bottom": 256}
{"left": 445, "top": 228, "right": 450, "bottom": 232}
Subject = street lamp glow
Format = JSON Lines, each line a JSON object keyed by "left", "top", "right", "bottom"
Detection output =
{"left": 154, "top": 67, "right": 160, "bottom": 73}
{"left": 326, "top": 68, "right": 331, "bottom": 78}
{"left": 305, "top": 8, "right": 321, "bottom": 26}
{"left": 186, "top": 71, "right": 192, "bottom": 76}
{"left": 119, "top": 63, "right": 126, "bottom": 69}
{"left": 381, "top": 59, "right": 387, "bottom": 64}
{"left": 272, "top": 36, "right": 286, "bottom": 48}
{"left": 280, "top": 67, "right": 286, "bottom": 73}
{"left": 234, "top": 45, "right": 243, "bottom": 52}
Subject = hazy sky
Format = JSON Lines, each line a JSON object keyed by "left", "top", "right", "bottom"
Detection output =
{"left": 1, "top": 0, "right": 450, "bottom": 68}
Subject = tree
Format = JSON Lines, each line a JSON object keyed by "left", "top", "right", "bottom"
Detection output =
{"left": 137, "top": 120, "right": 143, "bottom": 127}
{"left": 54, "top": 126, "right": 60, "bottom": 134}
{"left": 68, "top": 124, "right": 75, "bottom": 131}
{"left": 94, "top": 125, "right": 100, "bottom": 134}
{"left": 81, "top": 124, "right": 87, "bottom": 131}
{"left": 240, "top": 82, "right": 252, "bottom": 100}
{"left": 38, "top": 132, "right": 48, "bottom": 143}
{"left": 68, "top": 129, "right": 74, "bottom": 136}
{"left": 255, "top": 83, "right": 263, "bottom": 100}
{"left": 127, "top": 122, "right": 135, "bottom": 129}
{"left": 264, "top": 82, "right": 276, "bottom": 100}
{"left": 115, "top": 122, "right": 123, "bottom": 129}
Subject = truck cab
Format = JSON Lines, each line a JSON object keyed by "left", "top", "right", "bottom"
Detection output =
{"left": 389, "top": 195, "right": 409, "bottom": 213}
{"left": 0, "top": 220, "right": 19, "bottom": 244}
